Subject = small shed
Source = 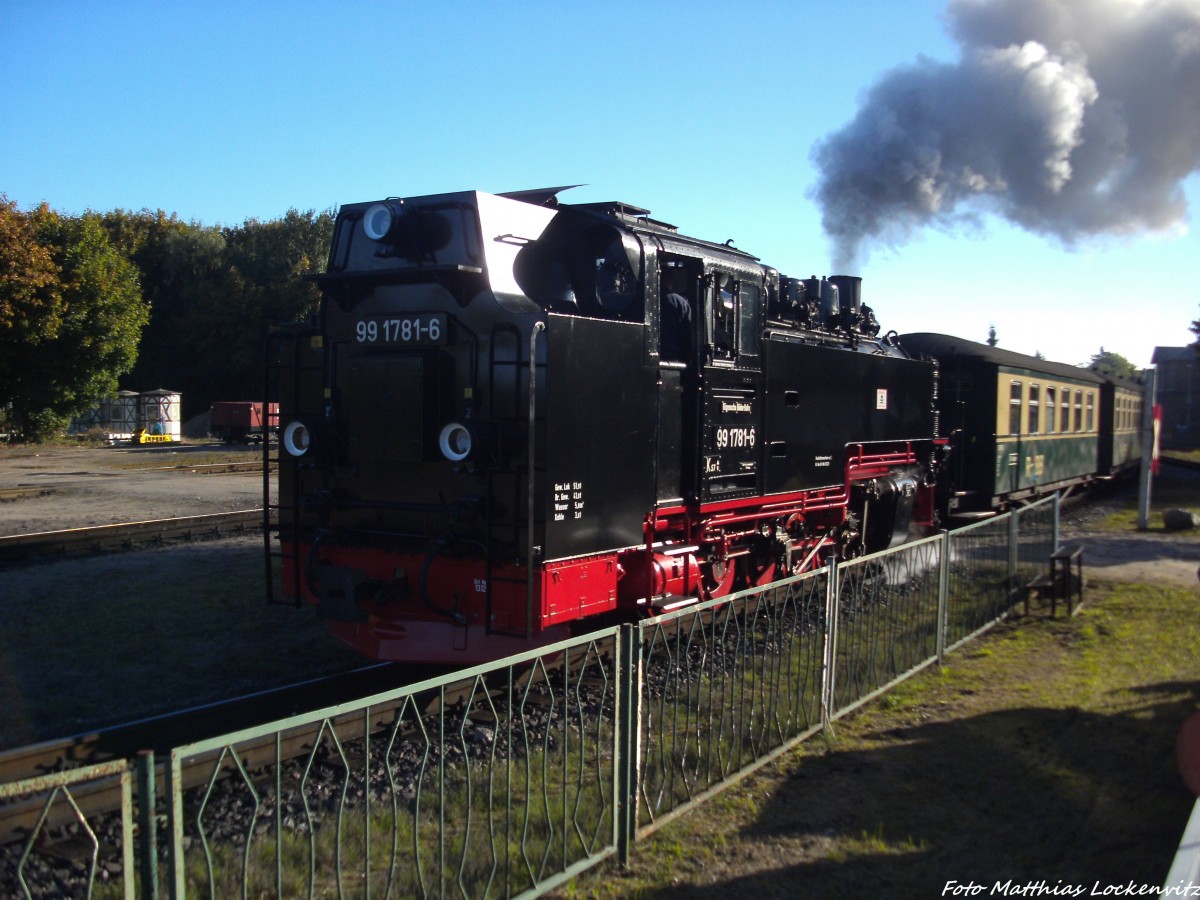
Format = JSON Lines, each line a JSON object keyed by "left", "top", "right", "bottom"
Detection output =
{"left": 135, "top": 389, "right": 182, "bottom": 443}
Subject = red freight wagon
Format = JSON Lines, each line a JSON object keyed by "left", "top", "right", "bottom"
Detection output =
{"left": 210, "top": 401, "right": 279, "bottom": 443}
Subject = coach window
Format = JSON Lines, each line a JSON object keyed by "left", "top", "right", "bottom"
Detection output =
{"left": 1045, "top": 387, "right": 1056, "bottom": 433}
{"left": 1086, "top": 391, "right": 1095, "bottom": 432}
{"left": 1074, "top": 390, "right": 1083, "bottom": 432}
{"left": 1029, "top": 384, "right": 1040, "bottom": 434}
{"left": 1009, "top": 381, "right": 1023, "bottom": 435}
{"left": 1061, "top": 387, "right": 1071, "bottom": 433}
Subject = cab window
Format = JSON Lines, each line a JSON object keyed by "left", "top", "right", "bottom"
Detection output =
{"left": 706, "top": 271, "right": 760, "bottom": 365}
{"left": 738, "top": 282, "right": 761, "bottom": 357}
{"left": 710, "top": 274, "right": 736, "bottom": 362}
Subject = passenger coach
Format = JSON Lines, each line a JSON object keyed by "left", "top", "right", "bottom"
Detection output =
{"left": 901, "top": 333, "right": 1113, "bottom": 516}
{"left": 1098, "top": 374, "right": 1145, "bottom": 477}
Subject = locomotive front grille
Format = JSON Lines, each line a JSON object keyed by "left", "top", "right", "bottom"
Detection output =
{"left": 346, "top": 356, "right": 426, "bottom": 461}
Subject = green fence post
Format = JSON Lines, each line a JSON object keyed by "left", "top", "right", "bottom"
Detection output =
{"left": 166, "top": 752, "right": 185, "bottom": 900}
{"left": 821, "top": 556, "right": 839, "bottom": 729}
{"left": 937, "top": 530, "right": 950, "bottom": 666}
{"left": 617, "top": 623, "right": 640, "bottom": 866}
{"left": 1008, "top": 510, "right": 1019, "bottom": 608}
{"left": 136, "top": 750, "right": 158, "bottom": 900}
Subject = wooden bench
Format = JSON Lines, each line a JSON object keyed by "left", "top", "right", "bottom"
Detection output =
{"left": 1025, "top": 545, "right": 1084, "bottom": 617}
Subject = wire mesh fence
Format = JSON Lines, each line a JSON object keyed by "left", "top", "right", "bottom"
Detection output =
{"left": 829, "top": 536, "right": 944, "bottom": 720}
{"left": 164, "top": 631, "right": 623, "bottom": 899}
{"left": 944, "top": 515, "right": 1015, "bottom": 651}
{"left": 636, "top": 571, "right": 828, "bottom": 833}
{"left": 0, "top": 759, "right": 137, "bottom": 899}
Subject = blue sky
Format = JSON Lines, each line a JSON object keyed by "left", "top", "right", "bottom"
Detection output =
{"left": 2, "top": 0, "right": 1196, "bottom": 368}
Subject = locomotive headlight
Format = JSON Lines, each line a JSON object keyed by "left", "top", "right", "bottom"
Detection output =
{"left": 363, "top": 202, "right": 400, "bottom": 241}
{"left": 438, "top": 422, "right": 473, "bottom": 461}
{"left": 282, "top": 420, "right": 313, "bottom": 457}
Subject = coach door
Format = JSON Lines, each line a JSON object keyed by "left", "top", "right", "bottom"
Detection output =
{"left": 654, "top": 253, "right": 700, "bottom": 504}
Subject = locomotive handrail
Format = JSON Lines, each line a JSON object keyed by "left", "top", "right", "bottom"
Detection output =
{"left": 528, "top": 320, "right": 546, "bottom": 641}
{"left": 304, "top": 262, "right": 483, "bottom": 287}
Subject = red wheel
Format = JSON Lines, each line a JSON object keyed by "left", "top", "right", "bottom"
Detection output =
{"left": 746, "top": 560, "right": 778, "bottom": 587}
{"left": 704, "top": 558, "right": 736, "bottom": 598}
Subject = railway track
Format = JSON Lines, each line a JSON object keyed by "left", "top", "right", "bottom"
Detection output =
{"left": 0, "top": 638, "right": 606, "bottom": 851}
{"left": 0, "top": 663, "right": 431, "bottom": 846}
{"left": 0, "top": 509, "right": 272, "bottom": 563}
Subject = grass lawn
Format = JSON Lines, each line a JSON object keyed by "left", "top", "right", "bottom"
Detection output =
{"left": 561, "top": 580, "right": 1200, "bottom": 897}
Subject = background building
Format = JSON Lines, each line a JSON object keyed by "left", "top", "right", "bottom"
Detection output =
{"left": 1152, "top": 345, "right": 1200, "bottom": 450}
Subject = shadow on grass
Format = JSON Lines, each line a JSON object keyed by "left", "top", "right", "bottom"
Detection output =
{"left": 643, "top": 683, "right": 1199, "bottom": 897}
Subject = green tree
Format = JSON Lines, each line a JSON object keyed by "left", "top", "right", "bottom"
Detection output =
{"left": 169, "top": 209, "right": 331, "bottom": 415}
{"left": 1, "top": 205, "right": 148, "bottom": 439}
{"left": 1088, "top": 347, "right": 1139, "bottom": 380}
{"left": 105, "top": 208, "right": 331, "bottom": 418}
{"left": 108, "top": 210, "right": 228, "bottom": 407}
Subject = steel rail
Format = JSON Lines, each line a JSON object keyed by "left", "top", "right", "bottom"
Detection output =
{"left": 0, "top": 486, "right": 57, "bottom": 502}
{"left": 137, "top": 460, "right": 275, "bottom": 475}
{"left": 0, "top": 510, "right": 273, "bottom": 563}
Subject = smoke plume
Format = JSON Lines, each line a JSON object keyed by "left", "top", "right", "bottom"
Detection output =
{"left": 812, "top": 0, "right": 1200, "bottom": 270}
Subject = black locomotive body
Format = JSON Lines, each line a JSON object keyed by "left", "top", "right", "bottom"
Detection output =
{"left": 270, "top": 188, "right": 939, "bottom": 663}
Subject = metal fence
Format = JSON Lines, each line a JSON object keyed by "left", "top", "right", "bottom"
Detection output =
{"left": 2, "top": 497, "right": 1064, "bottom": 898}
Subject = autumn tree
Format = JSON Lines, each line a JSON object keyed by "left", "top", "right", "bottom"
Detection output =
{"left": 0, "top": 204, "right": 148, "bottom": 439}
{"left": 1, "top": 198, "right": 62, "bottom": 432}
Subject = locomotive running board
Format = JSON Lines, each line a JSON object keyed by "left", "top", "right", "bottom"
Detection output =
{"left": 650, "top": 594, "right": 700, "bottom": 613}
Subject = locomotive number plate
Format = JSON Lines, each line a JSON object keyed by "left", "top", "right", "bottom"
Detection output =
{"left": 355, "top": 313, "right": 447, "bottom": 346}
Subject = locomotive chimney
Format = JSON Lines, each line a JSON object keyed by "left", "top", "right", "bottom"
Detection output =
{"left": 818, "top": 276, "right": 840, "bottom": 326}
{"left": 829, "top": 275, "right": 861, "bottom": 315}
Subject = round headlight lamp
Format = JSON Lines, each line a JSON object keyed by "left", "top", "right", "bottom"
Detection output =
{"left": 282, "top": 420, "right": 313, "bottom": 457}
{"left": 438, "top": 422, "right": 473, "bottom": 462}
{"left": 363, "top": 202, "right": 401, "bottom": 241}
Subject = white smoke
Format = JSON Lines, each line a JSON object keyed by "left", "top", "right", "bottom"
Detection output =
{"left": 812, "top": 0, "right": 1200, "bottom": 270}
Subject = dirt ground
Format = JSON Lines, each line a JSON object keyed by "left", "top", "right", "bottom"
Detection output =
{"left": 4, "top": 442, "right": 1198, "bottom": 586}
{"left": 1058, "top": 527, "right": 1200, "bottom": 588}
{"left": 0, "top": 441, "right": 268, "bottom": 535}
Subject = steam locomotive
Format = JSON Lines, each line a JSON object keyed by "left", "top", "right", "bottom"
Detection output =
{"left": 267, "top": 187, "right": 940, "bottom": 663}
